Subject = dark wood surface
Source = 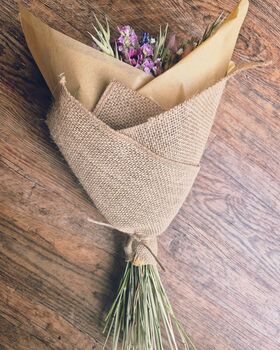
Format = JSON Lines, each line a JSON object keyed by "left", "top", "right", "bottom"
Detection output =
{"left": 0, "top": 1, "right": 279, "bottom": 349}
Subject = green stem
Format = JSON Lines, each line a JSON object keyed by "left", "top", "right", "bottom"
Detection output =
{"left": 103, "top": 262, "right": 197, "bottom": 350}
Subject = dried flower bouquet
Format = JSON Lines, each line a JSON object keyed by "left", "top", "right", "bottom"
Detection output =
{"left": 19, "top": 0, "right": 262, "bottom": 348}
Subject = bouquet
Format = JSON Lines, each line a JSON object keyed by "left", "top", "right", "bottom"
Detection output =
{"left": 19, "top": 0, "right": 263, "bottom": 348}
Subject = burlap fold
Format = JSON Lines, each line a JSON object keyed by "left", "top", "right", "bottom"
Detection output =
{"left": 46, "top": 63, "right": 258, "bottom": 265}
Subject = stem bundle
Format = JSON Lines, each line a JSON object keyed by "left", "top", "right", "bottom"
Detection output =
{"left": 103, "top": 262, "right": 197, "bottom": 350}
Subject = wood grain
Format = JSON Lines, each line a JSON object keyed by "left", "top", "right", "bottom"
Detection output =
{"left": 0, "top": 1, "right": 279, "bottom": 349}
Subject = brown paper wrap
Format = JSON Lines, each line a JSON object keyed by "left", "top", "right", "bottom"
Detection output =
{"left": 20, "top": 0, "right": 259, "bottom": 265}
{"left": 20, "top": 0, "right": 249, "bottom": 110}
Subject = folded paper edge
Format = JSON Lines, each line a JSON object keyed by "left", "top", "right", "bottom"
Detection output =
{"left": 95, "top": 60, "right": 267, "bottom": 135}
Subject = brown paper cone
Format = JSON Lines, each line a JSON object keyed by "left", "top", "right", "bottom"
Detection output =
{"left": 139, "top": 0, "right": 249, "bottom": 109}
{"left": 19, "top": 0, "right": 248, "bottom": 111}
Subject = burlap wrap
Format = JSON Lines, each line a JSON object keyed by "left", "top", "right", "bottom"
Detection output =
{"left": 46, "top": 70, "right": 241, "bottom": 265}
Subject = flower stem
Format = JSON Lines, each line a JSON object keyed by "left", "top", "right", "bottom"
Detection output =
{"left": 103, "top": 262, "right": 197, "bottom": 350}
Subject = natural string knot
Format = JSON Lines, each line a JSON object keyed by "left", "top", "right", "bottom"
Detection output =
{"left": 87, "top": 218, "right": 164, "bottom": 269}
{"left": 124, "top": 234, "right": 164, "bottom": 269}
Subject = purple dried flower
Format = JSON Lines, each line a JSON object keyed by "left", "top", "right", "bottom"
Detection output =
{"left": 118, "top": 25, "right": 131, "bottom": 35}
{"left": 127, "top": 47, "right": 138, "bottom": 58}
{"left": 141, "top": 43, "right": 154, "bottom": 57}
{"left": 142, "top": 57, "right": 155, "bottom": 75}
{"left": 114, "top": 24, "right": 164, "bottom": 76}
{"left": 128, "top": 47, "right": 141, "bottom": 66}
{"left": 152, "top": 58, "right": 163, "bottom": 76}
{"left": 117, "top": 35, "right": 125, "bottom": 48}
{"left": 117, "top": 25, "right": 138, "bottom": 48}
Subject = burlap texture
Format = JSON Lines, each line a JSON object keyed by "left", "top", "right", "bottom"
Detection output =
{"left": 46, "top": 69, "right": 242, "bottom": 265}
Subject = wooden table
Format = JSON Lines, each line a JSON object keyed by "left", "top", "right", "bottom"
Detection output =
{"left": 0, "top": 1, "right": 279, "bottom": 349}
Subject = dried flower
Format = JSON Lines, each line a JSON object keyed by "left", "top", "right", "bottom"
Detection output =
{"left": 151, "top": 58, "right": 162, "bottom": 76}
{"left": 141, "top": 42, "right": 154, "bottom": 57}
{"left": 199, "top": 12, "right": 224, "bottom": 45}
{"left": 166, "top": 33, "right": 177, "bottom": 53}
{"left": 140, "top": 31, "right": 151, "bottom": 45}
{"left": 153, "top": 24, "right": 169, "bottom": 60}
{"left": 117, "top": 25, "right": 138, "bottom": 49}
{"left": 142, "top": 57, "right": 153, "bottom": 74}
{"left": 88, "top": 15, "right": 115, "bottom": 57}
{"left": 89, "top": 12, "right": 226, "bottom": 76}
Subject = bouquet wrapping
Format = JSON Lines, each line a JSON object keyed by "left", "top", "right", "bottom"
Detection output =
{"left": 19, "top": 0, "right": 263, "bottom": 348}
{"left": 47, "top": 69, "right": 236, "bottom": 265}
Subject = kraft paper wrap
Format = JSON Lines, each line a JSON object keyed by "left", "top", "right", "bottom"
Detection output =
{"left": 20, "top": 0, "right": 257, "bottom": 265}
